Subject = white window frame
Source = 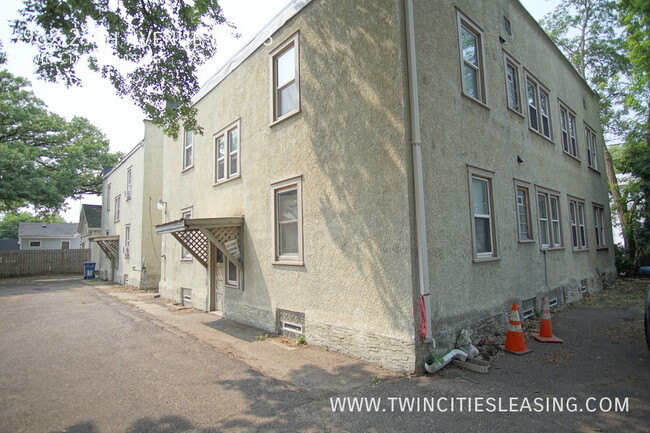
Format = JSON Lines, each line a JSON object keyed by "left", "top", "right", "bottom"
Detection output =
{"left": 214, "top": 120, "right": 241, "bottom": 184}
{"left": 126, "top": 167, "right": 133, "bottom": 200}
{"left": 180, "top": 207, "right": 193, "bottom": 260}
{"left": 225, "top": 258, "right": 239, "bottom": 289}
{"left": 585, "top": 124, "right": 599, "bottom": 170}
{"left": 183, "top": 129, "right": 194, "bottom": 171}
{"left": 569, "top": 198, "right": 588, "bottom": 251}
{"left": 593, "top": 204, "right": 606, "bottom": 248}
{"left": 124, "top": 224, "right": 131, "bottom": 258}
{"left": 559, "top": 102, "right": 579, "bottom": 158}
{"left": 106, "top": 184, "right": 111, "bottom": 211}
{"left": 457, "top": 11, "right": 486, "bottom": 104}
{"left": 270, "top": 32, "right": 300, "bottom": 125}
{"left": 468, "top": 166, "right": 497, "bottom": 261}
{"left": 514, "top": 181, "right": 534, "bottom": 242}
{"left": 503, "top": 53, "right": 522, "bottom": 114}
{"left": 29, "top": 241, "right": 41, "bottom": 248}
{"left": 272, "top": 176, "right": 303, "bottom": 265}
{"left": 114, "top": 195, "right": 121, "bottom": 222}
{"left": 525, "top": 73, "right": 553, "bottom": 140}
{"left": 536, "top": 188, "right": 562, "bottom": 250}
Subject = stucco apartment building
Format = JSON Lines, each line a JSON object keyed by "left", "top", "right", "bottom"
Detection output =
{"left": 93, "top": 121, "right": 164, "bottom": 289}
{"left": 153, "top": 0, "right": 615, "bottom": 372}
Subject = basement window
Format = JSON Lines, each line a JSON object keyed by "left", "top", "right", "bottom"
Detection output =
{"left": 521, "top": 297, "right": 535, "bottom": 319}
{"left": 182, "top": 288, "right": 193, "bottom": 306}
{"left": 282, "top": 321, "right": 303, "bottom": 335}
{"left": 549, "top": 298, "right": 558, "bottom": 309}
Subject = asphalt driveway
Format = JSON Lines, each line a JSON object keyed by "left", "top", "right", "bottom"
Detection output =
{"left": 0, "top": 276, "right": 648, "bottom": 433}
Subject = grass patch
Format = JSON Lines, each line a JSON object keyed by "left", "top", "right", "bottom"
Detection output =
{"left": 578, "top": 278, "right": 647, "bottom": 312}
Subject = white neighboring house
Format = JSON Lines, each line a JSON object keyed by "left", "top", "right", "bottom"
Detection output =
{"left": 78, "top": 204, "right": 103, "bottom": 263}
{"left": 18, "top": 223, "right": 81, "bottom": 250}
{"left": 92, "top": 120, "right": 164, "bottom": 288}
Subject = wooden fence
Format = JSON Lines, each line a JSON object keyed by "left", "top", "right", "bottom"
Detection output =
{"left": 0, "top": 249, "right": 91, "bottom": 278}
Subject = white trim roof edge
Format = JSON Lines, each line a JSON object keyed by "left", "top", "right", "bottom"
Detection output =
{"left": 192, "top": 0, "right": 312, "bottom": 105}
{"left": 103, "top": 139, "right": 144, "bottom": 179}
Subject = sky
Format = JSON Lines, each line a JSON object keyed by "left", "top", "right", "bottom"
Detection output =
{"left": 0, "top": 0, "right": 558, "bottom": 222}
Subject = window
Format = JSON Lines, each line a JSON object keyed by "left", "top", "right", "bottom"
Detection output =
{"left": 126, "top": 167, "right": 132, "bottom": 200}
{"left": 273, "top": 176, "right": 303, "bottom": 264}
{"left": 107, "top": 184, "right": 111, "bottom": 211}
{"left": 593, "top": 205, "right": 606, "bottom": 247}
{"left": 29, "top": 241, "right": 41, "bottom": 248}
{"left": 569, "top": 199, "right": 588, "bottom": 250}
{"left": 183, "top": 129, "right": 193, "bottom": 170}
{"left": 270, "top": 33, "right": 300, "bottom": 123}
{"left": 124, "top": 225, "right": 131, "bottom": 258}
{"left": 515, "top": 183, "right": 533, "bottom": 241}
{"left": 537, "top": 190, "right": 562, "bottom": 249}
{"left": 226, "top": 258, "right": 239, "bottom": 288}
{"left": 585, "top": 124, "right": 598, "bottom": 170}
{"left": 468, "top": 167, "right": 497, "bottom": 260}
{"left": 114, "top": 195, "right": 121, "bottom": 222}
{"left": 559, "top": 103, "right": 578, "bottom": 157}
{"left": 526, "top": 74, "right": 553, "bottom": 139}
{"left": 214, "top": 120, "right": 240, "bottom": 184}
{"left": 180, "top": 208, "right": 192, "bottom": 260}
{"left": 457, "top": 12, "right": 486, "bottom": 103}
{"left": 504, "top": 55, "right": 521, "bottom": 113}
{"left": 61, "top": 241, "right": 70, "bottom": 250}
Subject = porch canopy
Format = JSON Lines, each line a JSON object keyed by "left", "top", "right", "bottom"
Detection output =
{"left": 155, "top": 217, "right": 244, "bottom": 269}
{"left": 90, "top": 235, "right": 119, "bottom": 260}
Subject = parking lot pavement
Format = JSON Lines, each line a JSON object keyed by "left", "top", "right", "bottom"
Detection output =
{"left": 1, "top": 275, "right": 649, "bottom": 433}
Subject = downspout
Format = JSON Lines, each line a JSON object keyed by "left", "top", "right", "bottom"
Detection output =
{"left": 404, "top": 0, "right": 433, "bottom": 344}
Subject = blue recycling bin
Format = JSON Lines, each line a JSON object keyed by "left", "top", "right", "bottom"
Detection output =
{"left": 84, "top": 262, "right": 96, "bottom": 279}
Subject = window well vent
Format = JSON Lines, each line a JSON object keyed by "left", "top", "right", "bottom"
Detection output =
{"left": 521, "top": 297, "right": 535, "bottom": 319}
{"left": 580, "top": 279, "right": 588, "bottom": 294}
{"left": 504, "top": 17, "right": 512, "bottom": 36}
{"left": 549, "top": 298, "right": 558, "bottom": 309}
{"left": 276, "top": 308, "right": 305, "bottom": 337}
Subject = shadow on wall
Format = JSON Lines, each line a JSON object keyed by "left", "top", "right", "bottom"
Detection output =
{"left": 299, "top": 0, "right": 415, "bottom": 334}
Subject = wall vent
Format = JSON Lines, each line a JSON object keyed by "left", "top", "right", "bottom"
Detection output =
{"left": 504, "top": 17, "right": 512, "bottom": 36}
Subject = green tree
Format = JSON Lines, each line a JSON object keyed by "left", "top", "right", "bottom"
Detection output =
{"left": 0, "top": 211, "right": 64, "bottom": 239}
{"left": 11, "top": 0, "right": 232, "bottom": 139}
{"left": 0, "top": 57, "right": 120, "bottom": 214}
{"left": 540, "top": 0, "right": 648, "bottom": 260}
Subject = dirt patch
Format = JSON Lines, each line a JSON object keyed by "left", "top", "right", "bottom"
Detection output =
{"left": 539, "top": 349, "right": 577, "bottom": 365}
{"left": 597, "top": 318, "right": 645, "bottom": 345}
{"left": 579, "top": 278, "right": 647, "bottom": 312}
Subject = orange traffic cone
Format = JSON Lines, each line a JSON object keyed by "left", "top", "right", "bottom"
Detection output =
{"left": 504, "top": 303, "right": 531, "bottom": 355}
{"left": 532, "top": 296, "right": 563, "bottom": 343}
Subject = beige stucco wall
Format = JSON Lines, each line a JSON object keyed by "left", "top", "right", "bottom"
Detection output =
{"left": 99, "top": 121, "right": 163, "bottom": 288}
{"left": 156, "top": 0, "right": 616, "bottom": 371}
{"left": 413, "top": 0, "right": 616, "bottom": 344}
{"left": 158, "top": 0, "right": 418, "bottom": 372}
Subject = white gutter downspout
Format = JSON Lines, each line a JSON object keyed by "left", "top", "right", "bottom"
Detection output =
{"left": 404, "top": 0, "right": 433, "bottom": 343}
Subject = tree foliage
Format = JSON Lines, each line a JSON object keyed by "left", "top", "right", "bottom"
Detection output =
{"left": 0, "top": 58, "right": 120, "bottom": 214}
{"left": 540, "top": 0, "right": 649, "bottom": 262}
{"left": 0, "top": 211, "right": 64, "bottom": 239}
{"left": 11, "top": 0, "right": 231, "bottom": 138}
